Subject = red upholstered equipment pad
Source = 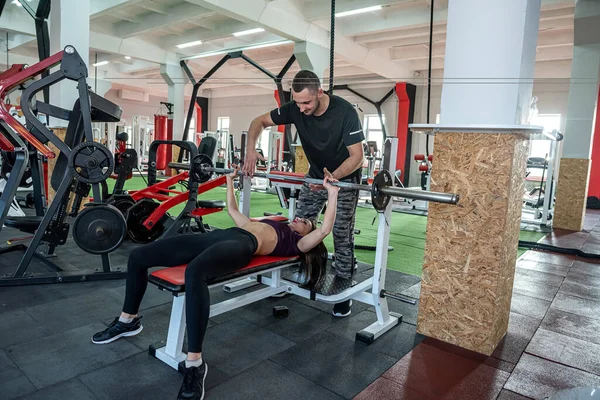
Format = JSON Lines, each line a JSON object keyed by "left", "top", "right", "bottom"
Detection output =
{"left": 148, "top": 255, "right": 300, "bottom": 292}
{"left": 249, "top": 216, "right": 288, "bottom": 222}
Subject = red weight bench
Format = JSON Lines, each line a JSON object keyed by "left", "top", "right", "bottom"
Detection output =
{"left": 147, "top": 255, "right": 300, "bottom": 371}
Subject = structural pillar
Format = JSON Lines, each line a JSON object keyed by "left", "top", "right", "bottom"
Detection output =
{"left": 553, "top": 0, "right": 600, "bottom": 231}
{"left": 293, "top": 42, "right": 330, "bottom": 83}
{"left": 160, "top": 64, "right": 186, "bottom": 141}
{"left": 49, "top": 0, "right": 90, "bottom": 127}
{"left": 410, "top": 0, "right": 542, "bottom": 356}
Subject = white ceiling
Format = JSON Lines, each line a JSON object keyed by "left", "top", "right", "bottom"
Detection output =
{"left": 0, "top": 0, "right": 576, "bottom": 98}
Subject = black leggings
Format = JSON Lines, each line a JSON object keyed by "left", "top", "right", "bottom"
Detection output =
{"left": 122, "top": 228, "right": 258, "bottom": 353}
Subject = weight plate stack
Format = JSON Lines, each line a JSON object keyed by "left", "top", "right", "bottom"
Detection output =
{"left": 72, "top": 204, "right": 127, "bottom": 254}
{"left": 191, "top": 154, "right": 214, "bottom": 183}
{"left": 125, "top": 199, "right": 166, "bottom": 243}
{"left": 107, "top": 194, "right": 136, "bottom": 217}
{"left": 371, "top": 170, "right": 393, "bottom": 212}
{"left": 68, "top": 141, "right": 114, "bottom": 184}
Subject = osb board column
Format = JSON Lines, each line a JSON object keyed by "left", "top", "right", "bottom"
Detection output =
{"left": 417, "top": 131, "right": 529, "bottom": 355}
{"left": 294, "top": 146, "right": 309, "bottom": 175}
{"left": 553, "top": 158, "right": 590, "bottom": 231}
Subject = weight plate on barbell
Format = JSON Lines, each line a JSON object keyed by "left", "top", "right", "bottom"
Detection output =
{"left": 68, "top": 141, "right": 114, "bottom": 184}
{"left": 125, "top": 199, "right": 166, "bottom": 243}
{"left": 191, "top": 154, "right": 214, "bottom": 183}
{"left": 371, "top": 170, "right": 393, "bottom": 212}
{"left": 72, "top": 204, "right": 127, "bottom": 255}
{"left": 107, "top": 194, "right": 136, "bottom": 217}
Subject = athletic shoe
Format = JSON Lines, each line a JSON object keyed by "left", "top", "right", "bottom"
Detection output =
{"left": 332, "top": 300, "right": 352, "bottom": 317}
{"left": 91, "top": 316, "right": 143, "bottom": 344}
{"left": 178, "top": 362, "right": 208, "bottom": 400}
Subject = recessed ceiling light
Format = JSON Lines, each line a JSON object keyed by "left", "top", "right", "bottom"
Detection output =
{"left": 176, "top": 40, "right": 203, "bottom": 49}
{"left": 233, "top": 28, "right": 265, "bottom": 37}
{"left": 335, "top": 5, "right": 382, "bottom": 18}
{"left": 93, "top": 60, "right": 110, "bottom": 67}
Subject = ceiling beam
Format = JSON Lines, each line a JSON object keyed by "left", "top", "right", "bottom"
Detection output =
{"left": 91, "top": 0, "right": 144, "bottom": 19}
{"left": 115, "top": 2, "right": 214, "bottom": 38}
{"left": 184, "top": 0, "right": 414, "bottom": 80}
{"left": 140, "top": 0, "right": 170, "bottom": 15}
{"left": 162, "top": 20, "right": 251, "bottom": 48}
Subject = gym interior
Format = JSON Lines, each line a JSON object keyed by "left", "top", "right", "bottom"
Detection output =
{"left": 1, "top": 0, "right": 600, "bottom": 399}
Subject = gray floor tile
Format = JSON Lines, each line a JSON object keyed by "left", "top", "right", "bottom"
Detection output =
{"left": 551, "top": 293, "right": 600, "bottom": 321}
{"left": 270, "top": 331, "right": 397, "bottom": 399}
{"left": 504, "top": 353, "right": 600, "bottom": 399}
{"left": 510, "top": 292, "right": 551, "bottom": 320}
{"left": 0, "top": 350, "right": 37, "bottom": 400}
{"left": 496, "top": 389, "right": 533, "bottom": 400}
{"left": 16, "top": 378, "right": 97, "bottom": 400}
{"left": 541, "top": 308, "right": 600, "bottom": 345}
{"left": 512, "top": 278, "right": 560, "bottom": 302}
{"left": 526, "top": 328, "right": 600, "bottom": 375}
{"left": 570, "top": 260, "right": 600, "bottom": 277}
{"left": 491, "top": 312, "right": 541, "bottom": 364}
{"left": 0, "top": 310, "right": 50, "bottom": 349}
{"left": 6, "top": 323, "right": 141, "bottom": 389}
{"left": 79, "top": 352, "right": 227, "bottom": 400}
{"left": 400, "top": 282, "right": 421, "bottom": 299}
{"left": 516, "top": 260, "right": 570, "bottom": 277}
{"left": 206, "top": 360, "right": 342, "bottom": 400}
{"left": 514, "top": 268, "right": 565, "bottom": 287}
{"left": 103, "top": 283, "right": 172, "bottom": 312}
{"left": 202, "top": 318, "right": 295, "bottom": 377}
{"left": 565, "top": 270, "right": 600, "bottom": 288}
{"left": 24, "top": 291, "right": 124, "bottom": 334}
{"left": 559, "top": 280, "right": 600, "bottom": 302}
{"left": 521, "top": 252, "right": 574, "bottom": 267}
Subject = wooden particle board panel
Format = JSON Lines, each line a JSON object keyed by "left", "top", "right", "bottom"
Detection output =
{"left": 294, "top": 145, "right": 309, "bottom": 175}
{"left": 416, "top": 131, "right": 530, "bottom": 355}
{"left": 46, "top": 127, "right": 67, "bottom": 204}
{"left": 553, "top": 158, "right": 590, "bottom": 232}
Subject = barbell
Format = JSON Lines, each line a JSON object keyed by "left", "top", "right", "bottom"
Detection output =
{"left": 190, "top": 154, "right": 459, "bottom": 211}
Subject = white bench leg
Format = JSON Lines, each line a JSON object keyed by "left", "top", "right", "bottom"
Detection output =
{"left": 150, "top": 293, "right": 187, "bottom": 371}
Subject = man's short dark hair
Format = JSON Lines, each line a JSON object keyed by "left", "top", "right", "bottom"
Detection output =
{"left": 292, "top": 70, "right": 321, "bottom": 94}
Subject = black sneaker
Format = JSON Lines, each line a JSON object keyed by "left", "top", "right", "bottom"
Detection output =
{"left": 178, "top": 363, "right": 208, "bottom": 400}
{"left": 332, "top": 300, "right": 352, "bottom": 317}
{"left": 91, "top": 316, "right": 143, "bottom": 344}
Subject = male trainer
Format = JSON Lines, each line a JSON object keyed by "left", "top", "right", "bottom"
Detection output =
{"left": 243, "top": 70, "right": 365, "bottom": 317}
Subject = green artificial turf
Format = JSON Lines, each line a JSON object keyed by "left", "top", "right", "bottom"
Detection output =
{"left": 115, "top": 176, "right": 547, "bottom": 277}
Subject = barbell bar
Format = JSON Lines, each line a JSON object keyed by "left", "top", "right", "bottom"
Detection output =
{"left": 192, "top": 156, "right": 459, "bottom": 209}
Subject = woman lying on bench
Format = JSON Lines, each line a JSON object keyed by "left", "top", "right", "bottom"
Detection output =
{"left": 91, "top": 166, "right": 339, "bottom": 400}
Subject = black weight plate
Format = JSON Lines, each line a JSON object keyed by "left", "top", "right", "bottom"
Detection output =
{"left": 371, "top": 170, "right": 393, "bottom": 212}
{"left": 107, "top": 194, "right": 136, "bottom": 216}
{"left": 69, "top": 141, "right": 114, "bottom": 184}
{"left": 125, "top": 199, "right": 166, "bottom": 243}
{"left": 191, "top": 154, "right": 214, "bottom": 183}
{"left": 72, "top": 204, "right": 127, "bottom": 254}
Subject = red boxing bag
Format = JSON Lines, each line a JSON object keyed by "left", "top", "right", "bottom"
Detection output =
{"left": 165, "top": 118, "right": 174, "bottom": 177}
{"left": 194, "top": 103, "right": 203, "bottom": 146}
{"left": 154, "top": 115, "right": 168, "bottom": 170}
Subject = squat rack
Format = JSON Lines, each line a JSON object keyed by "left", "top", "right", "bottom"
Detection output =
{"left": 179, "top": 52, "right": 297, "bottom": 164}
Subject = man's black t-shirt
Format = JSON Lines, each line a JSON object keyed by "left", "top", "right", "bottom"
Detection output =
{"left": 270, "top": 95, "right": 365, "bottom": 181}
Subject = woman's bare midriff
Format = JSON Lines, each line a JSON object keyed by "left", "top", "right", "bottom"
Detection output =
{"left": 241, "top": 222, "right": 279, "bottom": 255}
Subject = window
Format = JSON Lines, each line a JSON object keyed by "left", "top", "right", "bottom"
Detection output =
{"left": 362, "top": 114, "right": 385, "bottom": 155}
{"left": 530, "top": 114, "right": 561, "bottom": 159}
{"left": 216, "top": 116, "right": 230, "bottom": 151}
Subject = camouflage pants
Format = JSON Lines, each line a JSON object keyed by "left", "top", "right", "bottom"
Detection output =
{"left": 295, "top": 176, "right": 359, "bottom": 279}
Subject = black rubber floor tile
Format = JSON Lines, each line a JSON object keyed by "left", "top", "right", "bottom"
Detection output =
{"left": 0, "top": 284, "right": 65, "bottom": 314}
{"left": 270, "top": 331, "right": 397, "bottom": 399}
{"left": 521, "top": 252, "right": 574, "bottom": 267}
{"left": 6, "top": 323, "right": 141, "bottom": 389}
{"left": 0, "top": 350, "right": 36, "bottom": 400}
{"left": 491, "top": 312, "right": 541, "bottom": 364}
{"left": 206, "top": 360, "right": 342, "bottom": 400}
{"left": 103, "top": 284, "right": 172, "bottom": 312}
{"left": 327, "top": 310, "right": 424, "bottom": 359}
{"left": 565, "top": 270, "right": 600, "bottom": 288}
{"left": 559, "top": 280, "right": 600, "bottom": 302}
{"left": 16, "top": 378, "right": 96, "bottom": 400}
{"left": 510, "top": 292, "right": 551, "bottom": 320}
{"left": 400, "top": 282, "right": 421, "bottom": 299}
{"left": 551, "top": 292, "right": 600, "bottom": 321}
{"left": 79, "top": 352, "right": 227, "bottom": 400}
{"left": 516, "top": 260, "right": 570, "bottom": 277}
{"left": 0, "top": 310, "right": 50, "bottom": 349}
{"left": 262, "top": 300, "right": 340, "bottom": 343}
{"left": 526, "top": 328, "right": 600, "bottom": 375}
{"left": 24, "top": 291, "right": 124, "bottom": 334}
{"left": 202, "top": 318, "right": 295, "bottom": 377}
{"left": 514, "top": 268, "right": 565, "bottom": 287}
{"left": 541, "top": 308, "right": 600, "bottom": 345}
{"left": 512, "top": 278, "right": 560, "bottom": 302}
{"left": 504, "top": 353, "right": 600, "bottom": 399}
